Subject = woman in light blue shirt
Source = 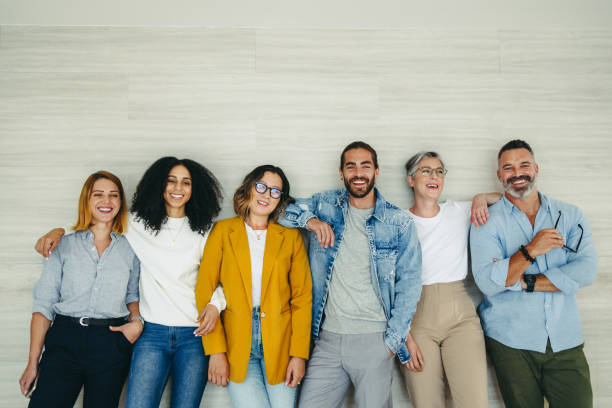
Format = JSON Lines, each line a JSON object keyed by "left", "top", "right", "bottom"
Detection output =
{"left": 19, "top": 171, "right": 142, "bottom": 408}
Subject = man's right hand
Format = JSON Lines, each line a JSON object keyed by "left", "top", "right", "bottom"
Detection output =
{"left": 34, "top": 228, "right": 65, "bottom": 258}
{"left": 525, "top": 228, "right": 565, "bottom": 257}
{"left": 306, "top": 218, "right": 335, "bottom": 248}
{"left": 208, "top": 353, "right": 229, "bottom": 387}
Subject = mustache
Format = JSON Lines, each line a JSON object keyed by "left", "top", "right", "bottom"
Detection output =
{"left": 506, "top": 175, "right": 531, "bottom": 184}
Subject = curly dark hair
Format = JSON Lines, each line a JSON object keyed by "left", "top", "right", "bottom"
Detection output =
{"left": 131, "top": 157, "right": 223, "bottom": 235}
{"left": 233, "top": 165, "right": 295, "bottom": 222}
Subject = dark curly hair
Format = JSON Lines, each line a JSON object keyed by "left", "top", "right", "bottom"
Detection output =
{"left": 233, "top": 165, "right": 295, "bottom": 222}
{"left": 131, "top": 157, "right": 222, "bottom": 235}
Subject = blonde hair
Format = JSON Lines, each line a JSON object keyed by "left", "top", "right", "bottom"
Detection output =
{"left": 73, "top": 171, "right": 128, "bottom": 234}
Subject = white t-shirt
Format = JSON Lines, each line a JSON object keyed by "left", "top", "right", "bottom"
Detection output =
{"left": 409, "top": 201, "right": 471, "bottom": 286}
{"left": 245, "top": 223, "right": 266, "bottom": 308}
{"left": 65, "top": 214, "right": 225, "bottom": 326}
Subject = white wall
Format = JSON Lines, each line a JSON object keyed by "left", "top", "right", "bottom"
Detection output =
{"left": 1, "top": 0, "right": 612, "bottom": 29}
{"left": 1, "top": 2, "right": 611, "bottom": 407}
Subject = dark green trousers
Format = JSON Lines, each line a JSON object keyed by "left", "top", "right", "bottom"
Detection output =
{"left": 486, "top": 337, "right": 592, "bottom": 408}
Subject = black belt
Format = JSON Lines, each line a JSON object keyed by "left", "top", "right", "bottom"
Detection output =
{"left": 54, "top": 314, "right": 127, "bottom": 327}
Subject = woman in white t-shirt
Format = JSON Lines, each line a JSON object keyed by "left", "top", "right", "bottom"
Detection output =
{"left": 35, "top": 157, "right": 226, "bottom": 408}
{"left": 400, "top": 151, "right": 500, "bottom": 408}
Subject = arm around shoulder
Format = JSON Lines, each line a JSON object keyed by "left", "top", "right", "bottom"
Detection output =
{"left": 279, "top": 195, "right": 320, "bottom": 229}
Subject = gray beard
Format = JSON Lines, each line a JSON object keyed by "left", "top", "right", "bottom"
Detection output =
{"left": 503, "top": 178, "right": 537, "bottom": 199}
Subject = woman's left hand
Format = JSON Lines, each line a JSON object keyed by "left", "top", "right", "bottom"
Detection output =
{"left": 194, "top": 304, "right": 220, "bottom": 336}
{"left": 285, "top": 356, "right": 305, "bottom": 388}
{"left": 109, "top": 320, "right": 143, "bottom": 344}
{"left": 470, "top": 194, "right": 490, "bottom": 228}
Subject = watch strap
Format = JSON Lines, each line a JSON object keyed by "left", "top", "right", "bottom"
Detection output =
{"left": 524, "top": 274, "right": 537, "bottom": 292}
{"left": 130, "top": 315, "right": 145, "bottom": 326}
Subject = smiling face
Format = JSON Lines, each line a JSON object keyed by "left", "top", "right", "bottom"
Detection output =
{"left": 340, "top": 148, "right": 379, "bottom": 199}
{"left": 248, "top": 171, "right": 283, "bottom": 219}
{"left": 88, "top": 178, "right": 121, "bottom": 225}
{"left": 163, "top": 165, "right": 192, "bottom": 215}
{"left": 497, "top": 148, "right": 538, "bottom": 199}
{"left": 407, "top": 156, "right": 445, "bottom": 202}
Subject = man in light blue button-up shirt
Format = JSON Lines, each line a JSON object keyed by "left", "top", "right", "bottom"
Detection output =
{"left": 470, "top": 140, "right": 597, "bottom": 408}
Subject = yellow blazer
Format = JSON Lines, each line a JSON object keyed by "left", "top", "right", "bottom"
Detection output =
{"left": 195, "top": 217, "right": 312, "bottom": 384}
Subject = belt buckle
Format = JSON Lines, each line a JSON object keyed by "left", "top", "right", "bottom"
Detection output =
{"left": 79, "top": 317, "right": 89, "bottom": 327}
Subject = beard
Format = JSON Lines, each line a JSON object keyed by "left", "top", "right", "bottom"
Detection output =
{"left": 503, "top": 174, "right": 537, "bottom": 198}
{"left": 344, "top": 176, "right": 376, "bottom": 199}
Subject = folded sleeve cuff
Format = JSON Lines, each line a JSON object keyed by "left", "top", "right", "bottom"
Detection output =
{"left": 32, "top": 303, "right": 54, "bottom": 322}
{"left": 544, "top": 267, "right": 579, "bottom": 295}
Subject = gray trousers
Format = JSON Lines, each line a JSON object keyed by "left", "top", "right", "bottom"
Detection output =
{"left": 298, "top": 330, "right": 394, "bottom": 408}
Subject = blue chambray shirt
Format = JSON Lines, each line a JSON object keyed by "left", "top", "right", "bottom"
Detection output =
{"left": 470, "top": 193, "right": 597, "bottom": 353}
{"left": 33, "top": 230, "right": 140, "bottom": 321}
{"left": 279, "top": 188, "right": 422, "bottom": 363}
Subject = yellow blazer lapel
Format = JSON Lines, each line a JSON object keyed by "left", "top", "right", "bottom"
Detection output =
{"left": 261, "top": 223, "right": 284, "bottom": 303}
{"left": 228, "top": 218, "right": 253, "bottom": 308}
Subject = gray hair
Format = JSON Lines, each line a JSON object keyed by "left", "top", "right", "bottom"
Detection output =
{"left": 404, "top": 151, "right": 445, "bottom": 177}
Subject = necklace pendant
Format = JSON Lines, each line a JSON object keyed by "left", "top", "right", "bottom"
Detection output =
{"left": 257, "top": 236, "right": 261, "bottom": 240}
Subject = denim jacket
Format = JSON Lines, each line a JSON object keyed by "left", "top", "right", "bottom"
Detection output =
{"left": 279, "top": 188, "right": 422, "bottom": 363}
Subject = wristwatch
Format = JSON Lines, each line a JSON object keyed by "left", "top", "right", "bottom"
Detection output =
{"left": 524, "top": 274, "right": 537, "bottom": 292}
{"left": 130, "top": 316, "right": 145, "bottom": 326}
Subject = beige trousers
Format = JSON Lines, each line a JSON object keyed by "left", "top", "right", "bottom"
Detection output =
{"left": 401, "top": 280, "right": 488, "bottom": 408}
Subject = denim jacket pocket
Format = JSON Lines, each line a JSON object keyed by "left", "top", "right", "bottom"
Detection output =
{"left": 374, "top": 248, "right": 398, "bottom": 282}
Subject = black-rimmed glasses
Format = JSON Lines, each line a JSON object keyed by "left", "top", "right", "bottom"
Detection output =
{"left": 554, "top": 211, "right": 583, "bottom": 253}
{"left": 254, "top": 182, "right": 283, "bottom": 199}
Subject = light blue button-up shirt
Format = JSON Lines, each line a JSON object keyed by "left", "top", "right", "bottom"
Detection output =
{"left": 470, "top": 193, "right": 597, "bottom": 353}
{"left": 33, "top": 230, "right": 140, "bottom": 321}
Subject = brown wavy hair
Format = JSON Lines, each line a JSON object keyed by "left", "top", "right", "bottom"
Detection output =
{"left": 233, "top": 165, "right": 295, "bottom": 222}
{"left": 73, "top": 171, "right": 128, "bottom": 234}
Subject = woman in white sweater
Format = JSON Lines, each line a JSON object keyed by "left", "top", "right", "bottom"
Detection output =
{"left": 35, "top": 157, "right": 225, "bottom": 408}
{"left": 400, "top": 151, "right": 500, "bottom": 408}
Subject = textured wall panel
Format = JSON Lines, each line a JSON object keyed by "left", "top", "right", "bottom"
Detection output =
{"left": 1, "top": 26, "right": 610, "bottom": 407}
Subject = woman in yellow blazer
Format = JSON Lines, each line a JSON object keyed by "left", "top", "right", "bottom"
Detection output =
{"left": 195, "top": 164, "right": 312, "bottom": 408}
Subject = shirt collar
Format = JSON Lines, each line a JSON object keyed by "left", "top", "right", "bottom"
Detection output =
{"left": 81, "top": 229, "right": 119, "bottom": 241}
{"left": 501, "top": 191, "right": 551, "bottom": 217}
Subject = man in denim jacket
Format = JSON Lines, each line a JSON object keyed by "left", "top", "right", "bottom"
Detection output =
{"left": 279, "top": 141, "right": 422, "bottom": 407}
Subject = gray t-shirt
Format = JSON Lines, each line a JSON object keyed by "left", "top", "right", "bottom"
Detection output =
{"left": 322, "top": 205, "right": 387, "bottom": 334}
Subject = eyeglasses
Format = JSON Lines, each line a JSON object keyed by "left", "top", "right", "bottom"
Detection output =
{"left": 254, "top": 182, "right": 283, "bottom": 199}
{"left": 414, "top": 167, "right": 448, "bottom": 178}
{"left": 554, "top": 211, "right": 583, "bottom": 253}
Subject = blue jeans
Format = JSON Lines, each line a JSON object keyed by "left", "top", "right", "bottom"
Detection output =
{"left": 227, "top": 308, "right": 297, "bottom": 408}
{"left": 125, "top": 322, "right": 208, "bottom": 408}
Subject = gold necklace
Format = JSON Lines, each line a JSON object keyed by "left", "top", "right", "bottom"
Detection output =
{"left": 247, "top": 222, "right": 267, "bottom": 240}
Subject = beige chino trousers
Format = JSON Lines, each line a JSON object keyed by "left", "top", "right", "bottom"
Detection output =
{"left": 401, "top": 280, "right": 488, "bottom": 408}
